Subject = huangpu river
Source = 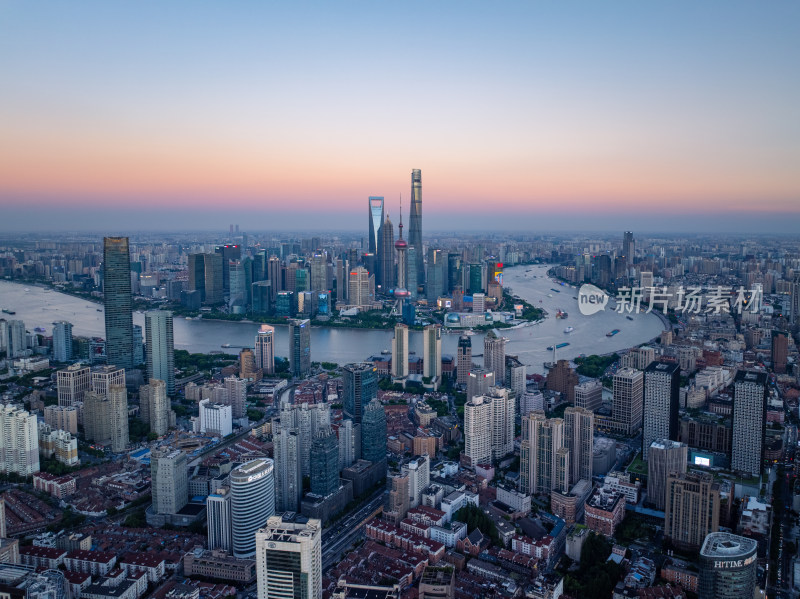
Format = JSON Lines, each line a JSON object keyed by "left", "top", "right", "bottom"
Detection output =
{"left": 0, "top": 265, "right": 665, "bottom": 373}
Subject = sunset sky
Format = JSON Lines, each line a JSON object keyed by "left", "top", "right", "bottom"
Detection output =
{"left": 1, "top": 1, "right": 799, "bottom": 232}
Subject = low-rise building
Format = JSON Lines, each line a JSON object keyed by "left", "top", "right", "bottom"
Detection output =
{"left": 64, "top": 550, "right": 118, "bottom": 577}
{"left": 550, "top": 479, "right": 593, "bottom": 524}
{"left": 181, "top": 548, "right": 256, "bottom": 584}
{"left": 585, "top": 488, "right": 625, "bottom": 537}
{"left": 602, "top": 471, "right": 641, "bottom": 504}
{"left": 496, "top": 485, "right": 531, "bottom": 514}
{"left": 19, "top": 546, "right": 68, "bottom": 569}
{"left": 119, "top": 554, "right": 165, "bottom": 584}
{"left": 33, "top": 472, "right": 77, "bottom": 498}
{"left": 429, "top": 521, "right": 468, "bottom": 548}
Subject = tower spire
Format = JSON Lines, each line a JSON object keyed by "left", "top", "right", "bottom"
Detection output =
{"left": 398, "top": 194, "right": 403, "bottom": 238}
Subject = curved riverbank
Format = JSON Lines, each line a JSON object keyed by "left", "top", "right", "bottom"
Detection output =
{"left": 0, "top": 265, "right": 664, "bottom": 373}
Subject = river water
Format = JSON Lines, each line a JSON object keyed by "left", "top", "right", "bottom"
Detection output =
{"left": 0, "top": 265, "right": 665, "bottom": 373}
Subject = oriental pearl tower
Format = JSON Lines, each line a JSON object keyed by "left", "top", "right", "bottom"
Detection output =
{"left": 392, "top": 196, "right": 410, "bottom": 315}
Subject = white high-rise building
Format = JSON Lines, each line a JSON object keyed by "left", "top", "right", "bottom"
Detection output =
{"left": 505, "top": 355, "right": 526, "bottom": 400}
{"left": 280, "top": 402, "right": 331, "bottom": 478}
{"left": 151, "top": 448, "right": 188, "bottom": 515}
{"left": 256, "top": 513, "right": 322, "bottom": 599}
{"left": 91, "top": 365, "right": 125, "bottom": 396}
{"left": 51, "top": 321, "right": 73, "bottom": 363}
{"left": 273, "top": 426, "right": 302, "bottom": 512}
{"left": 642, "top": 362, "right": 680, "bottom": 460}
{"left": 108, "top": 384, "right": 129, "bottom": 453}
{"left": 464, "top": 395, "right": 492, "bottom": 466}
{"left": 254, "top": 325, "right": 275, "bottom": 375}
{"left": 140, "top": 379, "right": 169, "bottom": 437}
{"left": 489, "top": 387, "right": 514, "bottom": 460}
{"left": 145, "top": 310, "right": 175, "bottom": 394}
{"left": 464, "top": 387, "right": 514, "bottom": 466}
{"left": 612, "top": 368, "right": 644, "bottom": 435}
{"left": 348, "top": 266, "right": 371, "bottom": 307}
{"left": 466, "top": 368, "right": 494, "bottom": 402}
{"left": 207, "top": 488, "right": 232, "bottom": 552}
{"left": 224, "top": 376, "right": 247, "bottom": 419}
{"left": 43, "top": 405, "right": 78, "bottom": 435}
{"left": 732, "top": 371, "right": 768, "bottom": 477}
{"left": 520, "top": 389, "right": 545, "bottom": 415}
{"left": 519, "top": 411, "right": 567, "bottom": 495}
{"left": 338, "top": 419, "right": 359, "bottom": 470}
{"left": 57, "top": 364, "right": 90, "bottom": 407}
{"left": 0, "top": 404, "right": 39, "bottom": 476}
{"left": 422, "top": 324, "right": 442, "bottom": 379}
{"left": 483, "top": 331, "right": 506, "bottom": 386}
{"left": 574, "top": 380, "right": 603, "bottom": 412}
{"left": 564, "top": 407, "right": 594, "bottom": 485}
{"left": 402, "top": 455, "right": 430, "bottom": 508}
{"left": 231, "top": 458, "right": 275, "bottom": 558}
{"left": 4, "top": 320, "right": 27, "bottom": 359}
{"left": 391, "top": 324, "right": 409, "bottom": 378}
{"left": 199, "top": 400, "right": 233, "bottom": 436}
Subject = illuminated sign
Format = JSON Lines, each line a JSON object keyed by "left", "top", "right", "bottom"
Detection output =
{"left": 713, "top": 555, "right": 756, "bottom": 569}
{"left": 694, "top": 456, "right": 711, "bottom": 467}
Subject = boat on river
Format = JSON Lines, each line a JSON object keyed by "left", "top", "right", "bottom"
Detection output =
{"left": 546, "top": 342, "right": 570, "bottom": 350}
{"left": 606, "top": 329, "right": 620, "bottom": 337}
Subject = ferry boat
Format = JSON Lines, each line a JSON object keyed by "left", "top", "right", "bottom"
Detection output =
{"left": 555, "top": 310, "right": 568, "bottom": 319}
{"left": 606, "top": 329, "right": 620, "bottom": 337}
{"left": 1, "top": 308, "right": 14, "bottom": 314}
{"left": 564, "top": 327, "right": 574, "bottom": 333}
{"left": 550, "top": 288, "right": 561, "bottom": 293}
{"left": 221, "top": 343, "right": 232, "bottom": 348}
{"left": 546, "top": 342, "right": 570, "bottom": 350}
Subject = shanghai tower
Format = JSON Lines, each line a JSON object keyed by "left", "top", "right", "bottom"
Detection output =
{"left": 103, "top": 237, "right": 134, "bottom": 370}
{"left": 408, "top": 169, "right": 424, "bottom": 288}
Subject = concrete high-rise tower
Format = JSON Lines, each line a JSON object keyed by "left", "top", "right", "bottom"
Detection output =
{"left": 642, "top": 362, "right": 680, "bottom": 459}
{"left": 391, "top": 324, "right": 409, "bottom": 378}
{"left": 647, "top": 439, "right": 687, "bottom": 511}
{"left": 408, "top": 169, "right": 424, "bottom": 288}
{"left": 342, "top": 363, "right": 377, "bottom": 423}
{"left": 103, "top": 237, "right": 134, "bottom": 370}
{"left": 57, "top": 364, "right": 90, "bottom": 407}
{"left": 51, "top": 321, "right": 73, "bottom": 363}
{"left": 0, "top": 405, "right": 39, "bottom": 476}
{"left": 108, "top": 384, "right": 129, "bottom": 453}
{"left": 145, "top": 310, "right": 175, "bottom": 394}
{"left": 230, "top": 458, "right": 275, "bottom": 558}
{"left": 483, "top": 331, "right": 506, "bottom": 386}
{"left": 255, "top": 514, "right": 322, "bottom": 599}
{"left": 698, "top": 532, "right": 757, "bottom": 599}
{"left": 731, "top": 370, "right": 768, "bottom": 476}
{"left": 255, "top": 325, "right": 275, "bottom": 374}
{"left": 207, "top": 488, "right": 232, "bottom": 552}
{"left": 368, "top": 196, "right": 384, "bottom": 256}
{"left": 623, "top": 231, "right": 634, "bottom": 266}
{"left": 564, "top": 406, "right": 594, "bottom": 485}
{"left": 457, "top": 335, "right": 472, "bottom": 387}
{"left": 361, "top": 398, "right": 387, "bottom": 464}
{"left": 378, "top": 214, "right": 395, "bottom": 294}
{"left": 289, "top": 319, "right": 311, "bottom": 378}
{"left": 150, "top": 448, "right": 188, "bottom": 516}
{"left": 422, "top": 324, "right": 442, "bottom": 379}
{"left": 310, "top": 427, "right": 340, "bottom": 497}
{"left": 140, "top": 379, "right": 169, "bottom": 437}
{"left": 612, "top": 368, "right": 644, "bottom": 435}
{"left": 274, "top": 425, "right": 302, "bottom": 512}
